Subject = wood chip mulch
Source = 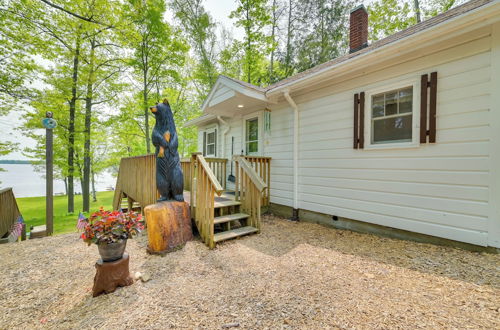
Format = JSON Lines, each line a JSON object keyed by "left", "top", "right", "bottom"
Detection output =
{"left": 0, "top": 214, "right": 499, "bottom": 329}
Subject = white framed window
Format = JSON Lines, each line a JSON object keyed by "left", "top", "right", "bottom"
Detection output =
{"left": 203, "top": 128, "right": 217, "bottom": 157}
{"left": 364, "top": 79, "right": 420, "bottom": 149}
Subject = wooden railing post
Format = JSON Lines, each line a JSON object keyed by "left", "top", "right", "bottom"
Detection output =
{"left": 190, "top": 153, "right": 223, "bottom": 248}
{"left": 233, "top": 156, "right": 267, "bottom": 233}
{"left": 242, "top": 156, "right": 271, "bottom": 206}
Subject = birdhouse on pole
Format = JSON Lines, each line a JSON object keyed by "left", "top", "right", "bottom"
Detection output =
{"left": 42, "top": 112, "right": 57, "bottom": 235}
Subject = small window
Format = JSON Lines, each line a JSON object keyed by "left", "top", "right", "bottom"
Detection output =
{"left": 245, "top": 118, "right": 258, "bottom": 155}
{"left": 203, "top": 129, "right": 216, "bottom": 157}
{"left": 371, "top": 87, "right": 413, "bottom": 144}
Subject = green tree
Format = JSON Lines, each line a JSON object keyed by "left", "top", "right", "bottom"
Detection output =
{"left": 230, "top": 0, "right": 272, "bottom": 85}
{"left": 423, "top": 0, "right": 465, "bottom": 18}
{"left": 293, "top": 0, "right": 352, "bottom": 72}
{"left": 170, "top": 0, "right": 218, "bottom": 100}
{"left": 8, "top": 0, "right": 87, "bottom": 212}
{"left": 368, "top": 0, "right": 466, "bottom": 42}
{"left": 79, "top": 3, "right": 124, "bottom": 212}
{"left": 280, "top": 0, "right": 300, "bottom": 78}
{"left": 368, "top": 0, "right": 416, "bottom": 42}
{"left": 268, "top": 0, "right": 285, "bottom": 83}
{"left": 218, "top": 28, "right": 245, "bottom": 80}
{"left": 0, "top": 1, "right": 38, "bottom": 115}
{"left": 123, "top": 0, "right": 188, "bottom": 154}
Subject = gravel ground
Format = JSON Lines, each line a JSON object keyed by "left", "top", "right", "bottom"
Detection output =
{"left": 0, "top": 214, "right": 499, "bottom": 329}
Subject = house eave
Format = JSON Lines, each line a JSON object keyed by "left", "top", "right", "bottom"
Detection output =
{"left": 201, "top": 76, "right": 268, "bottom": 115}
{"left": 201, "top": 75, "right": 269, "bottom": 118}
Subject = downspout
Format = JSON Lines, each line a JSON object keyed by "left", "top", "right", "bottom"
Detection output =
{"left": 283, "top": 90, "right": 299, "bottom": 221}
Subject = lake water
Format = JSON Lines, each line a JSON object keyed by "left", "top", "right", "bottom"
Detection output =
{"left": 0, "top": 164, "right": 117, "bottom": 198}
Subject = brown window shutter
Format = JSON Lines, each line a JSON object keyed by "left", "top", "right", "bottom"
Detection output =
{"left": 353, "top": 92, "right": 365, "bottom": 149}
{"left": 420, "top": 74, "right": 428, "bottom": 143}
{"left": 429, "top": 72, "right": 437, "bottom": 143}
{"left": 420, "top": 72, "right": 438, "bottom": 144}
{"left": 203, "top": 131, "right": 206, "bottom": 156}
{"left": 353, "top": 93, "right": 359, "bottom": 149}
{"left": 359, "top": 92, "right": 365, "bottom": 149}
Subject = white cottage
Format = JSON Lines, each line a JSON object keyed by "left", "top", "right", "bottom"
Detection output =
{"left": 185, "top": 0, "right": 500, "bottom": 249}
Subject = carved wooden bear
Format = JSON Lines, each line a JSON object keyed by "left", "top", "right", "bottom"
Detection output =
{"left": 150, "top": 99, "right": 184, "bottom": 202}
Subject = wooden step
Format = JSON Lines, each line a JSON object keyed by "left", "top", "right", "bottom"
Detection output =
{"left": 30, "top": 225, "right": 47, "bottom": 239}
{"left": 213, "top": 200, "right": 241, "bottom": 209}
{"left": 214, "top": 226, "right": 258, "bottom": 243}
{"left": 214, "top": 213, "right": 249, "bottom": 225}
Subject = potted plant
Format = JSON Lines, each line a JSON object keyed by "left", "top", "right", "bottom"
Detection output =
{"left": 81, "top": 208, "right": 144, "bottom": 262}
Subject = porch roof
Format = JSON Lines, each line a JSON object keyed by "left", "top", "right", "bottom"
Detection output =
{"left": 200, "top": 75, "right": 269, "bottom": 117}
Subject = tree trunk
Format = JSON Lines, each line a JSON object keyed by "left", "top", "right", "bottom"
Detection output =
{"left": 75, "top": 149, "right": 84, "bottom": 196}
{"left": 67, "top": 34, "right": 81, "bottom": 213}
{"left": 83, "top": 39, "right": 96, "bottom": 212}
{"left": 285, "top": 0, "right": 293, "bottom": 76}
{"left": 414, "top": 0, "right": 422, "bottom": 23}
{"left": 246, "top": 4, "right": 251, "bottom": 84}
{"left": 64, "top": 176, "right": 68, "bottom": 195}
{"left": 143, "top": 87, "right": 150, "bottom": 154}
{"left": 91, "top": 168, "right": 97, "bottom": 202}
{"left": 269, "top": 0, "right": 277, "bottom": 82}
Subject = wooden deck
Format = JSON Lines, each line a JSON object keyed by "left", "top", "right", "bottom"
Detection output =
{"left": 113, "top": 154, "right": 269, "bottom": 248}
{"left": 182, "top": 190, "right": 236, "bottom": 207}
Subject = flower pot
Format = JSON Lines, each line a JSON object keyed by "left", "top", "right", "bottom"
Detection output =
{"left": 98, "top": 239, "right": 127, "bottom": 262}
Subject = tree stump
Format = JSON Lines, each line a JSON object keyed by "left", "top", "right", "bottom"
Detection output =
{"left": 144, "top": 201, "right": 192, "bottom": 254}
{"left": 92, "top": 253, "right": 133, "bottom": 297}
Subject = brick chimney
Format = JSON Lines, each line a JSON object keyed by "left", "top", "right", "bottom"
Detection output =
{"left": 349, "top": 5, "right": 368, "bottom": 53}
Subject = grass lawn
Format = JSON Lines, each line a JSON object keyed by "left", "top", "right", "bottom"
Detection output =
{"left": 16, "top": 191, "right": 115, "bottom": 235}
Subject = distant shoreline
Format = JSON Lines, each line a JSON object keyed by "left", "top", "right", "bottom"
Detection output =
{"left": 0, "top": 163, "right": 116, "bottom": 198}
{"left": 0, "top": 160, "right": 42, "bottom": 165}
{"left": 16, "top": 189, "right": 115, "bottom": 199}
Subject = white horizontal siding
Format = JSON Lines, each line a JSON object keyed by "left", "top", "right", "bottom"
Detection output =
{"left": 284, "top": 30, "right": 493, "bottom": 246}
{"left": 266, "top": 106, "right": 294, "bottom": 207}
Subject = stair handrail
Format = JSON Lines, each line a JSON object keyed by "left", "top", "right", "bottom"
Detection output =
{"left": 191, "top": 152, "right": 223, "bottom": 248}
{"left": 0, "top": 188, "right": 23, "bottom": 239}
{"left": 233, "top": 156, "right": 268, "bottom": 231}
{"left": 243, "top": 156, "right": 271, "bottom": 206}
{"left": 234, "top": 156, "right": 267, "bottom": 192}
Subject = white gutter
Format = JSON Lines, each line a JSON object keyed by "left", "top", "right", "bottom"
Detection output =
{"left": 217, "top": 116, "right": 230, "bottom": 159}
{"left": 184, "top": 114, "right": 217, "bottom": 127}
{"left": 283, "top": 90, "right": 299, "bottom": 216}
